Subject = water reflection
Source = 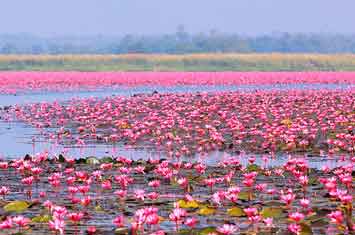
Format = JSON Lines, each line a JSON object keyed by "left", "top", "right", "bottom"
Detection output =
{"left": 0, "top": 119, "right": 351, "bottom": 169}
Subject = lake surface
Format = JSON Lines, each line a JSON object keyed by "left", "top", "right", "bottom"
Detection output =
{"left": 0, "top": 83, "right": 353, "bottom": 168}
{"left": 0, "top": 83, "right": 353, "bottom": 106}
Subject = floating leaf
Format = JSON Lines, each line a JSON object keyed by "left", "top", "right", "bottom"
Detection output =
{"left": 95, "top": 205, "right": 104, "bottom": 212}
{"left": 177, "top": 199, "right": 199, "bottom": 209}
{"left": 115, "top": 228, "right": 129, "bottom": 235}
{"left": 300, "top": 222, "right": 313, "bottom": 235}
{"left": 100, "top": 157, "right": 114, "bottom": 163}
{"left": 187, "top": 175, "right": 204, "bottom": 184}
{"left": 198, "top": 227, "right": 217, "bottom": 235}
{"left": 198, "top": 206, "right": 216, "bottom": 216}
{"left": 31, "top": 215, "right": 52, "bottom": 223}
{"left": 4, "top": 201, "right": 29, "bottom": 213}
{"left": 58, "top": 154, "right": 66, "bottom": 163}
{"left": 309, "top": 217, "right": 328, "bottom": 227}
{"left": 260, "top": 207, "right": 283, "bottom": 218}
{"left": 308, "top": 177, "right": 318, "bottom": 185}
{"left": 177, "top": 229, "right": 193, "bottom": 235}
{"left": 247, "top": 164, "right": 260, "bottom": 172}
{"left": 238, "top": 191, "right": 253, "bottom": 201}
{"left": 227, "top": 206, "right": 246, "bottom": 217}
{"left": 86, "top": 157, "right": 100, "bottom": 165}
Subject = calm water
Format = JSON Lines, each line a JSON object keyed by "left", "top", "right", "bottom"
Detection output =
{"left": 0, "top": 84, "right": 353, "bottom": 168}
{"left": 0, "top": 83, "right": 353, "bottom": 106}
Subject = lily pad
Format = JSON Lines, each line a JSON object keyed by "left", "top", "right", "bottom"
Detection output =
{"left": 227, "top": 206, "right": 246, "bottom": 217}
{"left": 4, "top": 201, "right": 30, "bottom": 213}
{"left": 115, "top": 228, "right": 129, "bottom": 235}
{"left": 308, "top": 177, "right": 319, "bottom": 185}
{"left": 309, "top": 217, "right": 328, "bottom": 227}
{"left": 31, "top": 215, "right": 52, "bottom": 223}
{"left": 300, "top": 222, "right": 313, "bottom": 235}
{"left": 86, "top": 157, "right": 100, "bottom": 165}
{"left": 178, "top": 199, "right": 199, "bottom": 209}
{"left": 247, "top": 164, "right": 260, "bottom": 172}
{"left": 95, "top": 205, "right": 105, "bottom": 212}
{"left": 58, "top": 154, "right": 66, "bottom": 163}
{"left": 198, "top": 206, "right": 216, "bottom": 216}
{"left": 260, "top": 207, "right": 283, "bottom": 218}
{"left": 177, "top": 229, "right": 193, "bottom": 235}
{"left": 198, "top": 227, "right": 217, "bottom": 235}
{"left": 238, "top": 191, "right": 253, "bottom": 201}
{"left": 100, "top": 157, "right": 114, "bottom": 163}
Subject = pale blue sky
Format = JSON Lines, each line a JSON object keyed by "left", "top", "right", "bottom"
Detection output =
{"left": 1, "top": 0, "right": 354, "bottom": 36}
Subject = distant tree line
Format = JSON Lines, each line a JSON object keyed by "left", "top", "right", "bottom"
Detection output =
{"left": 1, "top": 30, "right": 355, "bottom": 54}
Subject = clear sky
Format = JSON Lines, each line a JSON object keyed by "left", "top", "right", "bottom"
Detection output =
{"left": 1, "top": 0, "right": 354, "bottom": 36}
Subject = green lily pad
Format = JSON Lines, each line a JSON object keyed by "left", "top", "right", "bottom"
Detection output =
{"left": 309, "top": 217, "right": 328, "bottom": 227}
{"left": 177, "top": 229, "right": 193, "bottom": 235}
{"left": 4, "top": 201, "right": 30, "bottom": 213}
{"left": 115, "top": 228, "right": 129, "bottom": 235}
{"left": 100, "top": 157, "right": 114, "bottom": 163}
{"left": 260, "top": 207, "right": 284, "bottom": 218}
{"left": 308, "top": 177, "right": 319, "bottom": 185}
{"left": 178, "top": 199, "right": 199, "bottom": 209}
{"left": 86, "top": 157, "right": 100, "bottom": 165}
{"left": 31, "top": 215, "right": 52, "bottom": 223}
{"left": 58, "top": 154, "right": 66, "bottom": 163}
{"left": 198, "top": 206, "right": 216, "bottom": 216}
{"left": 95, "top": 205, "right": 105, "bottom": 212}
{"left": 199, "top": 227, "right": 217, "bottom": 235}
{"left": 227, "top": 206, "right": 246, "bottom": 217}
{"left": 300, "top": 222, "right": 313, "bottom": 235}
{"left": 247, "top": 164, "right": 260, "bottom": 172}
{"left": 238, "top": 191, "right": 253, "bottom": 201}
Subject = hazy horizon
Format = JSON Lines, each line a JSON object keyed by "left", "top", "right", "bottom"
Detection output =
{"left": 1, "top": 0, "right": 355, "bottom": 36}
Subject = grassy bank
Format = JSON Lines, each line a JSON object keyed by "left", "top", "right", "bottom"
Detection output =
{"left": 0, "top": 53, "right": 355, "bottom": 71}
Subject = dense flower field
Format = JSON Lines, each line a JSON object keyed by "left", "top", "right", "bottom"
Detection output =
{"left": 0, "top": 154, "right": 354, "bottom": 234}
{"left": 2, "top": 71, "right": 355, "bottom": 234}
{"left": 1, "top": 71, "right": 355, "bottom": 94}
{"left": 11, "top": 90, "right": 355, "bottom": 155}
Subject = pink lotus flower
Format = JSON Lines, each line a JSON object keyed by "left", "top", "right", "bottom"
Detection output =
{"left": 101, "top": 180, "right": 112, "bottom": 190}
{"left": 12, "top": 216, "right": 30, "bottom": 227}
{"left": 288, "top": 223, "right": 301, "bottom": 234}
{"left": 148, "top": 180, "right": 161, "bottom": 188}
{"left": 67, "top": 212, "right": 84, "bottom": 223}
{"left": 113, "top": 215, "right": 124, "bottom": 227}
{"left": 169, "top": 205, "right": 187, "bottom": 225}
{"left": 87, "top": 226, "right": 97, "bottom": 234}
{"left": 300, "top": 198, "right": 310, "bottom": 208}
{"left": 0, "top": 186, "right": 10, "bottom": 198}
{"left": 185, "top": 217, "right": 198, "bottom": 228}
{"left": 49, "top": 218, "right": 65, "bottom": 235}
{"left": 327, "top": 210, "right": 343, "bottom": 224}
{"left": 217, "top": 224, "right": 238, "bottom": 235}
{"left": 0, "top": 218, "right": 13, "bottom": 229}
{"left": 263, "top": 218, "right": 273, "bottom": 227}
{"left": 289, "top": 212, "right": 305, "bottom": 222}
